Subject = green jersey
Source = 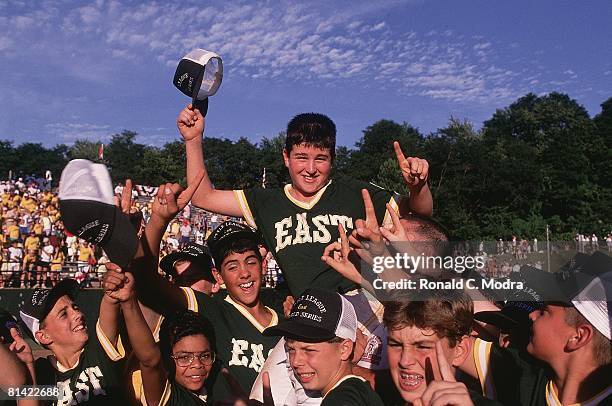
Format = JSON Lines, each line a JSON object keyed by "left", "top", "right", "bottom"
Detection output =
{"left": 131, "top": 370, "right": 207, "bottom": 406}
{"left": 235, "top": 179, "right": 399, "bottom": 295}
{"left": 473, "top": 338, "right": 612, "bottom": 405}
{"left": 322, "top": 376, "right": 384, "bottom": 406}
{"left": 183, "top": 288, "right": 282, "bottom": 403}
{"left": 158, "top": 379, "right": 207, "bottom": 406}
{"left": 35, "top": 321, "right": 127, "bottom": 406}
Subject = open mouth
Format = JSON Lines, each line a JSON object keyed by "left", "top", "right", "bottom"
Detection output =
{"left": 187, "top": 375, "right": 205, "bottom": 382}
{"left": 239, "top": 281, "right": 255, "bottom": 292}
{"left": 399, "top": 372, "right": 424, "bottom": 390}
{"left": 303, "top": 175, "right": 317, "bottom": 183}
{"left": 297, "top": 372, "right": 315, "bottom": 384}
{"left": 72, "top": 323, "right": 86, "bottom": 333}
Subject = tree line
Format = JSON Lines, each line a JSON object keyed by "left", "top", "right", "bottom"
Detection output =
{"left": 1, "top": 92, "right": 610, "bottom": 240}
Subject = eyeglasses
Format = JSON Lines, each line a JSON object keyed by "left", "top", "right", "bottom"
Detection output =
{"left": 171, "top": 352, "right": 216, "bottom": 367}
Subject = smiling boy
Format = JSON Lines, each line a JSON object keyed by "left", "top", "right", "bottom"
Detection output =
{"left": 264, "top": 287, "right": 384, "bottom": 405}
{"left": 19, "top": 279, "right": 127, "bottom": 405}
{"left": 178, "top": 106, "right": 432, "bottom": 297}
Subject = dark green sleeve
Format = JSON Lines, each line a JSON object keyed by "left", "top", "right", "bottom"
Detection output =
{"left": 321, "top": 379, "right": 384, "bottom": 406}
{"left": 358, "top": 180, "right": 400, "bottom": 226}
{"left": 235, "top": 188, "right": 263, "bottom": 229}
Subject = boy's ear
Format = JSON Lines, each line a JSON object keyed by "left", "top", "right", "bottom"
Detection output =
{"left": 282, "top": 149, "right": 290, "bottom": 168}
{"left": 36, "top": 329, "right": 52, "bottom": 346}
{"left": 451, "top": 335, "right": 471, "bottom": 367}
{"left": 212, "top": 268, "right": 224, "bottom": 286}
{"left": 566, "top": 323, "right": 594, "bottom": 351}
{"left": 340, "top": 339, "right": 354, "bottom": 362}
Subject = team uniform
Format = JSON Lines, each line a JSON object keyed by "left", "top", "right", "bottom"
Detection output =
{"left": 235, "top": 179, "right": 399, "bottom": 296}
{"left": 35, "top": 321, "right": 127, "bottom": 406}
{"left": 182, "top": 287, "right": 282, "bottom": 403}
{"left": 132, "top": 370, "right": 207, "bottom": 406}
{"left": 473, "top": 338, "right": 612, "bottom": 406}
{"left": 236, "top": 179, "right": 399, "bottom": 370}
{"left": 321, "top": 376, "right": 384, "bottom": 406}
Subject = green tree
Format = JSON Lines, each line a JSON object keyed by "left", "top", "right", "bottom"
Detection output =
{"left": 68, "top": 139, "right": 100, "bottom": 161}
{"left": 106, "top": 131, "right": 147, "bottom": 184}
{"left": 349, "top": 120, "right": 424, "bottom": 182}
{"left": 259, "top": 133, "right": 289, "bottom": 188}
{"left": 482, "top": 92, "right": 599, "bottom": 237}
{"left": 0, "top": 140, "right": 16, "bottom": 179}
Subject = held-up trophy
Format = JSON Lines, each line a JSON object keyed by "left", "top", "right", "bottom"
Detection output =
{"left": 173, "top": 49, "right": 223, "bottom": 117}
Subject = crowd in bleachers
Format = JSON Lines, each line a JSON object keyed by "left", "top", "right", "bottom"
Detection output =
{"left": 0, "top": 178, "right": 282, "bottom": 289}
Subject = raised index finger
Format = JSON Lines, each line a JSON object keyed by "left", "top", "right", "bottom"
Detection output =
{"left": 338, "top": 224, "right": 350, "bottom": 256}
{"left": 262, "top": 371, "right": 274, "bottom": 405}
{"left": 435, "top": 340, "right": 456, "bottom": 382}
{"left": 393, "top": 141, "right": 406, "bottom": 163}
{"left": 361, "top": 189, "right": 377, "bottom": 224}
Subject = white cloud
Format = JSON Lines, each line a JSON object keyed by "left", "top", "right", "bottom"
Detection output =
{"left": 45, "top": 122, "right": 112, "bottom": 142}
{"left": 0, "top": 0, "right": 568, "bottom": 105}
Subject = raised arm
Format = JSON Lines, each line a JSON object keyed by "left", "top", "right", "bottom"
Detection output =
{"left": 393, "top": 141, "right": 433, "bottom": 217}
{"left": 0, "top": 340, "right": 28, "bottom": 389}
{"left": 177, "top": 104, "right": 243, "bottom": 217}
{"left": 131, "top": 179, "right": 211, "bottom": 313}
{"left": 104, "top": 265, "right": 167, "bottom": 406}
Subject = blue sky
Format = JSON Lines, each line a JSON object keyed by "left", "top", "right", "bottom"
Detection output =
{"left": 1, "top": 0, "right": 611, "bottom": 148}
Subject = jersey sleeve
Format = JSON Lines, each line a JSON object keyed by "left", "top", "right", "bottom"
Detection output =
{"left": 233, "top": 189, "right": 258, "bottom": 229}
{"left": 181, "top": 287, "right": 221, "bottom": 319}
{"left": 96, "top": 319, "right": 126, "bottom": 361}
{"left": 361, "top": 181, "right": 400, "bottom": 226}
{"left": 472, "top": 338, "right": 497, "bottom": 399}
{"left": 472, "top": 338, "right": 546, "bottom": 403}
{"left": 321, "top": 378, "right": 384, "bottom": 406}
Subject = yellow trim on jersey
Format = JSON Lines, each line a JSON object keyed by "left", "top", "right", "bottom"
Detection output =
{"left": 181, "top": 286, "right": 199, "bottom": 312}
{"left": 546, "top": 379, "right": 612, "bottom": 406}
{"left": 473, "top": 338, "right": 496, "bottom": 399}
{"left": 283, "top": 180, "right": 332, "bottom": 210}
{"left": 131, "top": 369, "right": 145, "bottom": 405}
{"left": 323, "top": 375, "right": 366, "bottom": 399}
{"left": 234, "top": 190, "right": 257, "bottom": 229}
{"left": 157, "top": 379, "right": 172, "bottom": 406}
{"left": 153, "top": 314, "right": 164, "bottom": 343}
{"left": 382, "top": 194, "right": 400, "bottom": 226}
{"left": 224, "top": 295, "right": 279, "bottom": 333}
{"left": 96, "top": 320, "right": 125, "bottom": 361}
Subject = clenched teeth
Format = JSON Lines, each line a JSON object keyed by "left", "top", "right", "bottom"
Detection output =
{"left": 400, "top": 373, "right": 423, "bottom": 380}
{"left": 239, "top": 281, "right": 254, "bottom": 288}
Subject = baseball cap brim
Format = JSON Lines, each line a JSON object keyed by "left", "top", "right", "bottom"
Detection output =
{"left": 103, "top": 208, "right": 139, "bottom": 268}
{"left": 264, "top": 320, "right": 337, "bottom": 343}
{"left": 193, "top": 97, "right": 209, "bottom": 117}
{"left": 60, "top": 200, "right": 138, "bottom": 269}
{"left": 159, "top": 251, "right": 215, "bottom": 283}
{"left": 474, "top": 310, "right": 520, "bottom": 331}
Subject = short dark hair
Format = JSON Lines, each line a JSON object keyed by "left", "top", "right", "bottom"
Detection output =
{"left": 159, "top": 309, "right": 216, "bottom": 377}
{"left": 399, "top": 213, "right": 451, "bottom": 257}
{"left": 217, "top": 238, "right": 262, "bottom": 268}
{"left": 383, "top": 290, "right": 473, "bottom": 347}
{"left": 285, "top": 113, "right": 336, "bottom": 159}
